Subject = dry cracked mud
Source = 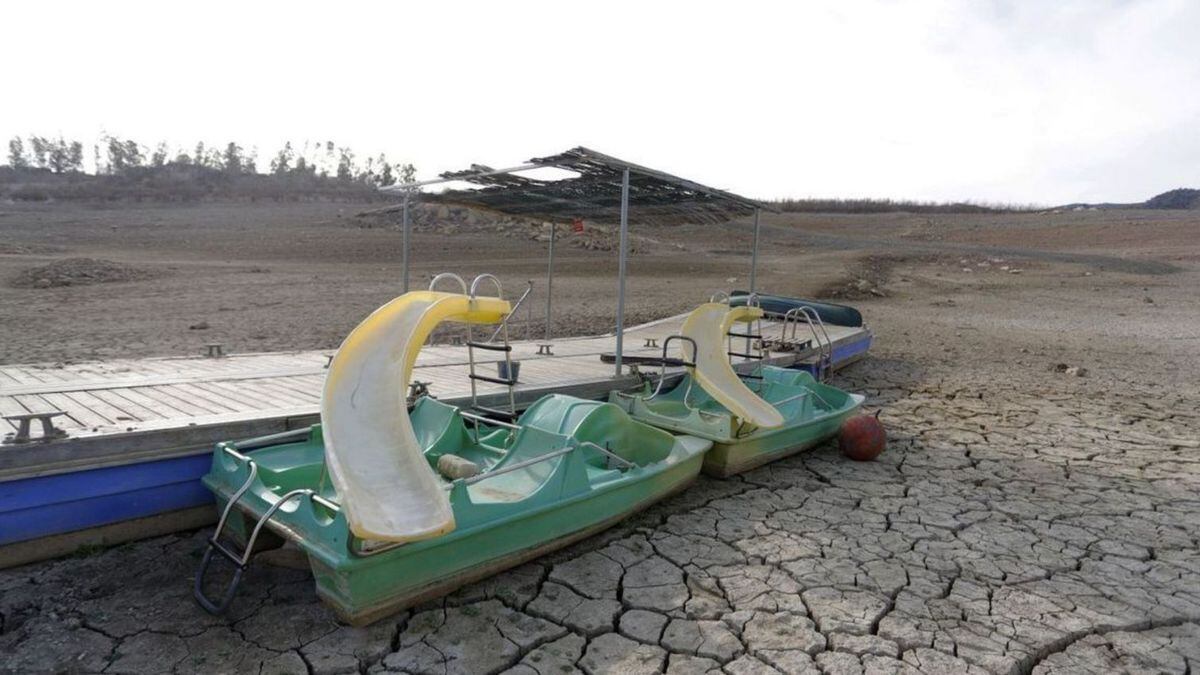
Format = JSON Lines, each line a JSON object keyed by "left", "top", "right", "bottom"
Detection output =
{"left": 3, "top": 241, "right": 1199, "bottom": 673}
{"left": 3, "top": 345, "right": 1196, "bottom": 675}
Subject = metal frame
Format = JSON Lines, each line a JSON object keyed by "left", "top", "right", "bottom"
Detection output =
{"left": 545, "top": 223, "right": 555, "bottom": 342}
{"left": 378, "top": 153, "right": 769, "bottom": 383}
{"left": 749, "top": 208, "right": 761, "bottom": 293}
{"left": 614, "top": 169, "right": 631, "bottom": 376}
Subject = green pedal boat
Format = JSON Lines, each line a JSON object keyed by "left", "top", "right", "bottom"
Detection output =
{"left": 194, "top": 275, "right": 709, "bottom": 624}
{"left": 197, "top": 395, "right": 708, "bottom": 624}
{"left": 612, "top": 365, "right": 862, "bottom": 477}
{"left": 609, "top": 301, "right": 864, "bottom": 477}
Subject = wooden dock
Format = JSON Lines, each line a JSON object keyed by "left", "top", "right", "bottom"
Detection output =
{"left": 0, "top": 314, "right": 870, "bottom": 480}
{"left": 0, "top": 312, "right": 870, "bottom": 565}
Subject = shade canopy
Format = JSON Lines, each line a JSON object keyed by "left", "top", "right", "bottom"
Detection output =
{"left": 383, "top": 146, "right": 771, "bottom": 226}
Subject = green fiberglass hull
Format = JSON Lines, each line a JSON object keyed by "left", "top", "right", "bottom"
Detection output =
{"left": 202, "top": 394, "right": 709, "bottom": 624}
{"left": 610, "top": 367, "right": 863, "bottom": 478}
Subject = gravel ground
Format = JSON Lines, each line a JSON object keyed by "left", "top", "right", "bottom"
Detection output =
{"left": 1, "top": 203, "right": 1197, "bottom": 673}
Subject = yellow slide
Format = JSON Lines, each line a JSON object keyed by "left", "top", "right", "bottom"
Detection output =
{"left": 321, "top": 291, "right": 510, "bottom": 543}
{"left": 679, "top": 303, "right": 785, "bottom": 429}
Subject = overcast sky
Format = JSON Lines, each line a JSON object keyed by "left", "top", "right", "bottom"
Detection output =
{"left": 3, "top": 1, "right": 1197, "bottom": 205}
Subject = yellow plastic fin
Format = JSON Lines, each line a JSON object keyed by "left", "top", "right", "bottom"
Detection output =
{"left": 321, "top": 291, "right": 511, "bottom": 543}
{"left": 679, "top": 303, "right": 785, "bottom": 429}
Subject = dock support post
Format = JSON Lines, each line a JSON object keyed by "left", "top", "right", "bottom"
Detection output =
{"left": 614, "top": 168, "right": 631, "bottom": 377}
{"left": 545, "top": 221, "right": 555, "bottom": 342}
{"left": 747, "top": 208, "right": 762, "bottom": 356}
{"left": 749, "top": 207, "right": 760, "bottom": 293}
{"left": 402, "top": 191, "right": 411, "bottom": 293}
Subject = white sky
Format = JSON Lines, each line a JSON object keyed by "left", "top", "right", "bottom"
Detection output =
{"left": 3, "top": 0, "right": 1197, "bottom": 205}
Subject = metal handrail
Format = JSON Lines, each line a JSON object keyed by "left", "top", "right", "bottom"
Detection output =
{"left": 427, "top": 273, "right": 469, "bottom": 345}
{"left": 464, "top": 273, "right": 517, "bottom": 416}
{"left": 195, "top": 448, "right": 344, "bottom": 614}
{"left": 799, "top": 306, "right": 833, "bottom": 380}
{"left": 459, "top": 409, "right": 520, "bottom": 445}
{"left": 459, "top": 410, "right": 521, "bottom": 431}
{"left": 578, "top": 441, "right": 636, "bottom": 469}
{"left": 227, "top": 428, "right": 310, "bottom": 452}
{"left": 489, "top": 281, "right": 533, "bottom": 342}
{"left": 772, "top": 390, "right": 811, "bottom": 407}
{"left": 469, "top": 273, "right": 504, "bottom": 299}
{"left": 456, "top": 437, "right": 636, "bottom": 488}
{"left": 460, "top": 446, "right": 575, "bottom": 485}
{"left": 649, "top": 335, "right": 699, "bottom": 400}
{"left": 783, "top": 307, "right": 833, "bottom": 381}
{"left": 429, "top": 272, "right": 468, "bottom": 294}
{"left": 210, "top": 447, "right": 258, "bottom": 541}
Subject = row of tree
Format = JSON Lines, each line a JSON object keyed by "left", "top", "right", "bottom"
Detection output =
{"left": 5, "top": 135, "right": 416, "bottom": 187}
{"left": 6, "top": 137, "right": 85, "bottom": 174}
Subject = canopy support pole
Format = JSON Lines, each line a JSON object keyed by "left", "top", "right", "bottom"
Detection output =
{"left": 402, "top": 192, "right": 411, "bottom": 293}
{"left": 614, "top": 169, "right": 631, "bottom": 377}
{"left": 545, "top": 223, "right": 555, "bottom": 342}
{"left": 749, "top": 207, "right": 760, "bottom": 293}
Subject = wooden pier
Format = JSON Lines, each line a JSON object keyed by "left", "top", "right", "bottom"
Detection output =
{"left": 1, "top": 314, "right": 868, "bottom": 480}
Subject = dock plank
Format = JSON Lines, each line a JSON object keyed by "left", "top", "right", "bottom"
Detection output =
{"left": 90, "top": 388, "right": 171, "bottom": 422}
{"left": 109, "top": 387, "right": 197, "bottom": 419}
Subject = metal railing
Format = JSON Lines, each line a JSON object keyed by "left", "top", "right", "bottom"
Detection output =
{"left": 782, "top": 306, "right": 832, "bottom": 381}
{"left": 489, "top": 280, "right": 533, "bottom": 342}
{"left": 462, "top": 274, "right": 518, "bottom": 418}
{"left": 194, "top": 445, "right": 343, "bottom": 615}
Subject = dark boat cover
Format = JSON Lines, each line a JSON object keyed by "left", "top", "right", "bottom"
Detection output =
{"left": 729, "top": 291, "right": 864, "bottom": 328}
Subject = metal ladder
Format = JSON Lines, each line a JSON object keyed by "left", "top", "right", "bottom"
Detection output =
{"left": 714, "top": 291, "right": 768, "bottom": 393}
{"left": 193, "top": 434, "right": 338, "bottom": 614}
{"left": 783, "top": 306, "right": 833, "bottom": 381}
{"left": 436, "top": 273, "right": 519, "bottom": 422}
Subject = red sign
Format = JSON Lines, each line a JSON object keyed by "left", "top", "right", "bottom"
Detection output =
{"left": 572, "top": 218, "right": 584, "bottom": 233}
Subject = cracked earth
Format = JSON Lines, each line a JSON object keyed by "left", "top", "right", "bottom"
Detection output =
{"left": 2, "top": 258, "right": 1198, "bottom": 674}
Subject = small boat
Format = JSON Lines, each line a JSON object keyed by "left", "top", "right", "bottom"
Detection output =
{"left": 729, "top": 290, "right": 872, "bottom": 379}
{"left": 729, "top": 290, "right": 864, "bottom": 327}
{"left": 614, "top": 366, "right": 862, "bottom": 477}
{"left": 194, "top": 275, "right": 709, "bottom": 624}
{"left": 610, "top": 300, "right": 864, "bottom": 477}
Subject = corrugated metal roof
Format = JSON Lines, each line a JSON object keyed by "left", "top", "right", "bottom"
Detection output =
{"left": 412, "top": 147, "right": 771, "bottom": 225}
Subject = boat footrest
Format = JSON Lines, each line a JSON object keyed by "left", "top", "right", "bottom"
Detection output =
{"left": 600, "top": 353, "right": 695, "bottom": 368}
{"left": 727, "top": 352, "right": 764, "bottom": 360}
{"left": 471, "top": 405, "right": 521, "bottom": 422}
{"left": 469, "top": 373, "right": 517, "bottom": 386}
{"left": 466, "top": 341, "right": 512, "bottom": 353}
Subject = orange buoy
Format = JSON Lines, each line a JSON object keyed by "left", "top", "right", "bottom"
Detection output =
{"left": 839, "top": 414, "right": 886, "bottom": 461}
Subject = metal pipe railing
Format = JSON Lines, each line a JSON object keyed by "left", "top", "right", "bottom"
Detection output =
{"left": 489, "top": 281, "right": 533, "bottom": 342}
{"left": 460, "top": 446, "right": 575, "bottom": 486}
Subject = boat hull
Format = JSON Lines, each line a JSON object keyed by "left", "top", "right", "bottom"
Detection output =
{"left": 610, "top": 367, "right": 864, "bottom": 478}
{"left": 210, "top": 440, "right": 704, "bottom": 624}
{"left": 701, "top": 400, "right": 859, "bottom": 477}
{"left": 203, "top": 394, "right": 710, "bottom": 625}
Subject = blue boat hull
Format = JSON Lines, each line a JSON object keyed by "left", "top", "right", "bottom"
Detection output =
{"left": 790, "top": 332, "right": 873, "bottom": 375}
{"left": 0, "top": 453, "right": 213, "bottom": 547}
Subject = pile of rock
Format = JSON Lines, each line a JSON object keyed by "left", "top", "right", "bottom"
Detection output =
{"left": 10, "top": 258, "right": 158, "bottom": 289}
{"left": 354, "top": 204, "right": 640, "bottom": 253}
